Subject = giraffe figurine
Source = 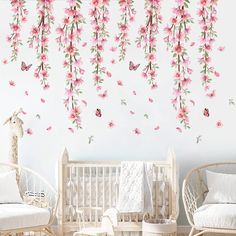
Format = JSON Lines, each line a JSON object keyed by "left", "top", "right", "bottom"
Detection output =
{"left": 4, "top": 108, "right": 24, "bottom": 165}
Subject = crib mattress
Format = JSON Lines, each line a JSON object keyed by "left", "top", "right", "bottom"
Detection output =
{"left": 0, "top": 203, "right": 50, "bottom": 230}
{"left": 193, "top": 204, "right": 236, "bottom": 229}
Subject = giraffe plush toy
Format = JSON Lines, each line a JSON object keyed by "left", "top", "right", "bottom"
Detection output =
{"left": 4, "top": 108, "right": 24, "bottom": 165}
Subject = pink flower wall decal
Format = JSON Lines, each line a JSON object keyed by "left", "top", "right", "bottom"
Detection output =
{"left": 26, "top": 128, "right": 33, "bottom": 135}
{"left": 56, "top": 0, "right": 86, "bottom": 129}
{"left": 7, "top": 0, "right": 28, "bottom": 61}
{"left": 90, "top": 0, "right": 110, "bottom": 88}
{"left": 198, "top": 0, "right": 218, "bottom": 96}
{"left": 108, "top": 121, "right": 115, "bottom": 128}
{"left": 216, "top": 120, "right": 223, "bottom": 128}
{"left": 116, "top": 0, "right": 136, "bottom": 61}
{"left": 164, "top": 0, "right": 193, "bottom": 129}
{"left": 9, "top": 80, "right": 16, "bottom": 86}
{"left": 134, "top": 128, "right": 141, "bottom": 135}
{"left": 136, "top": 0, "right": 162, "bottom": 88}
{"left": 28, "top": 0, "right": 54, "bottom": 89}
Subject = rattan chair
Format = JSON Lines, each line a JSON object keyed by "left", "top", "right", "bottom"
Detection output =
{"left": 182, "top": 161, "right": 236, "bottom": 236}
{"left": 0, "top": 162, "right": 59, "bottom": 236}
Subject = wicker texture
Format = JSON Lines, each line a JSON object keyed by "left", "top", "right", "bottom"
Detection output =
{"left": 0, "top": 162, "right": 59, "bottom": 236}
{"left": 182, "top": 161, "right": 236, "bottom": 236}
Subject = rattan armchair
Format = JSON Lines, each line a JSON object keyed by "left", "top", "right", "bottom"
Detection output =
{"left": 182, "top": 161, "right": 236, "bottom": 236}
{"left": 0, "top": 162, "right": 59, "bottom": 236}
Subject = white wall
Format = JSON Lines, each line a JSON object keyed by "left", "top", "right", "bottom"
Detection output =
{"left": 0, "top": 0, "right": 235, "bottom": 225}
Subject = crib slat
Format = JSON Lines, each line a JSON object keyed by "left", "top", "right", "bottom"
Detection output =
{"left": 115, "top": 167, "right": 119, "bottom": 206}
{"left": 109, "top": 167, "right": 112, "bottom": 207}
{"left": 76, "top": 167, "right": 79, "bottom": 211}
{"left": 83, "top": 167, "right": 85, "bottom": 208}
{"left": 69, "top": 166, "right": 72, "bottom": 222}
{"left": 103, "top": 167, "right": 105, "bottom": 212}
{"left": 96, "top": 167, "right": 98, "bottom": 224}
{"left": 90, "top": 167, "right": 92, "bottom": 222}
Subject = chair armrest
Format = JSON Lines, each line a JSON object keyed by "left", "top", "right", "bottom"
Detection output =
{"left": 182, "top": 179, "right": 198, "bottom": 226}
{"left": 18, "top": 167, "right": 59, "bottom": 226}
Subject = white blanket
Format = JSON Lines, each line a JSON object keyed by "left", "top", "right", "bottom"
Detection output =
{"left": 117, "top": 162, "right": 153, "bottom": 213}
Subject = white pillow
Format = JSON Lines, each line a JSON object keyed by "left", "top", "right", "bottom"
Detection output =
{"left": 0, "top": 170, "right": 23, "bottom": 203}
{"left": 204, "top": 170, "right": 236, "bottom": 204}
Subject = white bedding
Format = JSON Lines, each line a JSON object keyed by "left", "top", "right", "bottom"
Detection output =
{"left": 0, "top": 204, "right": 50, "bottom": 230}
{"left": 193, "top": 204, "right": 236, "bottom": 229}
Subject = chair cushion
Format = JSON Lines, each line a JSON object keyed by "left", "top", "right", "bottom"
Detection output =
{"left": 0, "top": 204, "right": 50, "bottom": 230}
{"left": 204, "top": 170, "right": 236, "bottom": 204}
{"left": 0, "top": 170, "right": 23, "bottom": 203}
{"left": 193, "top": 204, "right": 236, "bottom": 229}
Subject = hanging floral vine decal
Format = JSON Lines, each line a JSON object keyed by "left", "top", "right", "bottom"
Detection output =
{"left": 7, "top": 0, "right": 28, "bottom": 61}
{"left": 56, "top": 0, "right": 85, "bottom": 129}
{"left": 136, "top": 0, "right": 162, "bottom": 89}
{"left": 198, "top": 0, "right": 218, "bottom": 95}
{"left": 90, "top": 0, "right": 110, "bottom": 87}
{"left": 115, "top": 0, "right": 135, "bottom": 61}
{"left": 28, "top": 0, "right": 54, "bottom": 89}
{"left": 164, "top": 0, "right": 193, "bottom": 129}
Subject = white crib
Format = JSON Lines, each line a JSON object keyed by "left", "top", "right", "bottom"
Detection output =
{"left": 58, "top": 149, "right": 177, "bottom": 236}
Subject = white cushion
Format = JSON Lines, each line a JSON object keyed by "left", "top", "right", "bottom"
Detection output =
{"left": 204, "top": 170, "right": 236, "bottom": 204}
{"left": 0, "top": 204, "right": 50, "bottom": 230}
{"left": 0, "top": 170, "right": 23, "bottom": 203}
{"left": 193, "top": 204, "right": 236, "bottom": 229}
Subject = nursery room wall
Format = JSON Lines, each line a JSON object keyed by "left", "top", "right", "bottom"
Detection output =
{"left": 0, "top": 0, "right": 235, "bottom": 225}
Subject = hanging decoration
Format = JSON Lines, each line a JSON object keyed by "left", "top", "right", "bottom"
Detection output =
{"left": 115, "top": 0, "right": 136, "bottom": 61}
{"left": 198, "top": 0, "right": 218, "bottom": 96}
{"left": 136, "top": 0, "right": 162, "bottom": 89}
{"left": 28, "top": 0, "right": 54, "bottom": 89}
{"left": 56, "top": 0, "right": 85, "bottom": 129}
{"left": 90, "top": 0, "right": 110, "bottom": 88}
{"left": 7, "top": 0, "right": 28, "bottom": 61}
{"left": 164, "top": 0, "right": 193, "bottom": 129}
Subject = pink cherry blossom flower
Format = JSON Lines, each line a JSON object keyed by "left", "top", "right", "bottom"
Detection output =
{"left": 214, "top": 71, "right": 220, "bottom": 77}
{"left": 28, "top": 0, "right": 54, "bottom": 87}
{"left": 198, "top": 0, "right": 218, "bottom": 97}
{"left": 164, "top": 0, "right": 193, "bottom": 129}
{"left": 136, "top": 0, "right": 162, "bottom": 88}
{"left": 106, "top": 71, "right": 112, "bottom": 77}
{"left": 108, "top": 121, "right": 115, "bottom": 128}
{"left": 8, "top": 0, "right": 28, "bottom": 61}
{"left": 26, "top": 128, "right": 33, "bottom": 135}
{"left": 117, "top": 80, "right": 123, "bottom": 86}
{"left": 147, "top": 53, "right": 156, "bottom": 62}
{"left": 40, "top": 53, "right": 48, "bottom": 62}
{"left": 90, "top": 0, "right": 110, "bottom": 88}
{"left": 9, "top": 80, "right": 15, "bottom": 86}
{"left": 134, "top": 128, "right": 141, "bottom": 135}
{"left": 216, "top": 120, "right": 223, "bottom": 128}
{"left": 66, "top": 45, "right": 76, "bottom": 55}
{"left": 174, "top": 44, "right": 183, "bottom": 54}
